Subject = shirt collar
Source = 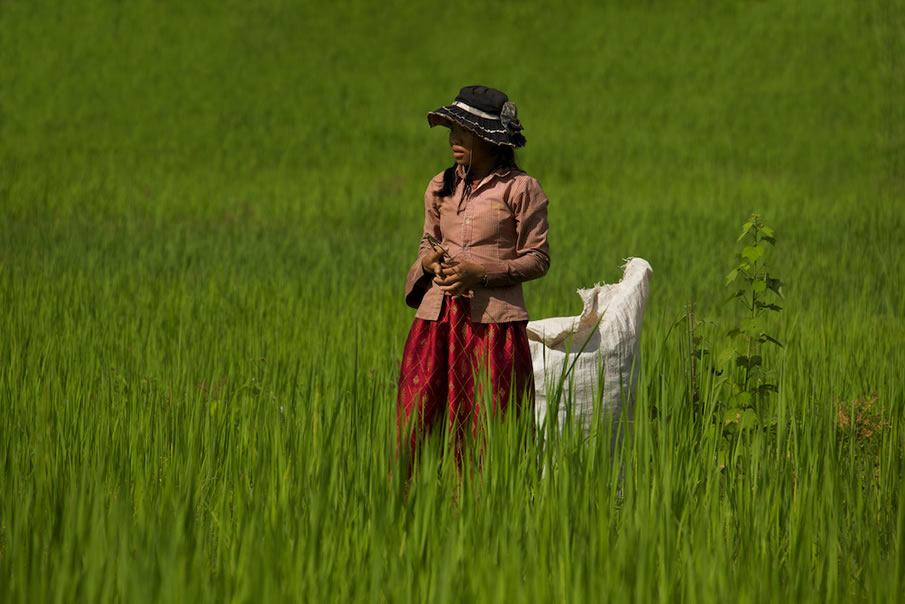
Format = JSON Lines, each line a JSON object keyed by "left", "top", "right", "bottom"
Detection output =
{"left": 454, "top": 163, "right": 513, "bottom": 185}
{"left": 452, "top": 164, "right": 514, "bottom": 213}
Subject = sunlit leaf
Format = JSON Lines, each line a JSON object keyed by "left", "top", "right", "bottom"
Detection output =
{"left": 741, "top": 245, "right": 764, "bottom": 263}
{"left": 723, "top": 407, "right": 743, "bottom": 425}
{"left": 726, "top": 268, "right": 739, "bottom": 285}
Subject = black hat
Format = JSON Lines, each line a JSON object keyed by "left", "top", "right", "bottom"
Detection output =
{"left": 427, "top": 85, "right": 526, "bottom": 148}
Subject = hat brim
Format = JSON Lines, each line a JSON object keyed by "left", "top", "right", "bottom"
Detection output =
{"left": 427, "top": 105, "right": 526, "bottom": 149}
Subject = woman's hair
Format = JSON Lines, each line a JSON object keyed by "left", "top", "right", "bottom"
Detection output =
{"left": 434, "top": 144, "right": 520, "bottom": 198}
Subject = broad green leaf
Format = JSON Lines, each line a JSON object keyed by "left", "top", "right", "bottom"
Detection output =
{"left": 726, "top": 268, "right": 739, "bottom": 285}
{"left": 740, "top": 317, "right": 762, "bottom": 334}
{"left": 737, "top": 221, "right": 754, "bottom": 241}
{"left": 723, "top": 407, "right": 743, "bottom": 425}
{"left": 734, "top": 391, "right": 752, "bottom": 407}
{"left": 740, "top": 408, "right": 758, "bottom": 429}
{"left": 752, "top": 279, "right": 766, "bottom": 293}
{"left": 718, "top": 347, "right": 735, "bottom": 367}
{"left": 762, "top": 235, "right": 776, "bottom": 246}
{"left": 735, "top": 354, "right": 763, "bottom": 369}
{"left": 741, "top": 245, "right": 764, "bottom": 263}
{"left": 766, "top": 277, "right": 784, "bottom": 298}
{"left": 761, "top": 225, "right": 775, "bottom": 237}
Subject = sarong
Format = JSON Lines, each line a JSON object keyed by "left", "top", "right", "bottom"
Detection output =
{"left": 397, "top": 295, "right": 534, "bottom": 462}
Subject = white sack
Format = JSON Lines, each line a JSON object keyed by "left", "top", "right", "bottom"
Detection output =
{"left": 527, "top": 258, "right": 652, "bottom": 447}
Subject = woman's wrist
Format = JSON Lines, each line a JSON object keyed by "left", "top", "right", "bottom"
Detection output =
{"left": 422, "top": 255, "right": 437, "bottom": 276}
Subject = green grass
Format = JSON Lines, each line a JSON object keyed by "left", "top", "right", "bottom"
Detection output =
{"left": 1, "top": 0, "right": 903, "bottom": 601}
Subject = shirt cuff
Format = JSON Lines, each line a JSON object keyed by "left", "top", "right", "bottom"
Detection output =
{"left": 483, "top": 262, "right": 512, "bottom": 288}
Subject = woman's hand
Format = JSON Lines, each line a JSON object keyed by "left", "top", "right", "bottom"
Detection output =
{"left": 421, "top": 248, "right": 446, "bottom": 276}
{"left": 433, "top": 259, "right": 486, "bottom": 297}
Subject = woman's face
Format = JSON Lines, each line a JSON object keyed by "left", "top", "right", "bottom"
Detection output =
{"left": 448, "top": 123, "right": 493, "bottom": 168}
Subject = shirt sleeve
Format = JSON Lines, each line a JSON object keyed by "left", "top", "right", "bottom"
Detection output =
{"left": 404, "top": 174, "right": 445, "bottom": 309}
{"left": 483, "top": 177, "right": 551, "bottom": 288}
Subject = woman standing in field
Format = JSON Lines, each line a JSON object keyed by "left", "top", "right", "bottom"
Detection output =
{"left": 398, "top": 85, "right": 550, "bottom": 464}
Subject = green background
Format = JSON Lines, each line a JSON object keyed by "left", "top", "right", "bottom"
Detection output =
{"left": 2, "top": 1, "right": 903, "bottom": 601}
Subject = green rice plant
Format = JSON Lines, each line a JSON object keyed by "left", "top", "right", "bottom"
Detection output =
{"left": 1, "top": 0, "right": 903, "bottom": 601}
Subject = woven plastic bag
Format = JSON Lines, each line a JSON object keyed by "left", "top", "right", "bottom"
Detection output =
{"left": 527, "top": 258, "right": 652, "bottom": 448}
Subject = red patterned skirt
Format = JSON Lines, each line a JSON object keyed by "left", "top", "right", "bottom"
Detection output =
{"left": 397, "top": 295, "right": 534, "bottom": 462}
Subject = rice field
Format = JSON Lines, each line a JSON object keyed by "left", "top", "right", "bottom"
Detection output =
{"left": 1, "top": 0, "right": 903, "bottom": 601}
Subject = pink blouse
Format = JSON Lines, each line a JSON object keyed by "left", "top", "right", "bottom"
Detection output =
{"left": 404, "top": 164, "right": 550, "bottom": 323}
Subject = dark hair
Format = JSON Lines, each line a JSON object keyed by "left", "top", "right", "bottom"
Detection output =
{"left": 434, "top": 145, "right": 520, "bottom": 198}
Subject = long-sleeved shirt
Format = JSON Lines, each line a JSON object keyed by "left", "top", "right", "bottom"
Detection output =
{"left": 404, "top": 164, "right": 550, "bottom": 323}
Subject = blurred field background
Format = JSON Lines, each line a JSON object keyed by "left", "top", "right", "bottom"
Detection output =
{"left": 1, "top": 0, "right": 903, "bottom": 602}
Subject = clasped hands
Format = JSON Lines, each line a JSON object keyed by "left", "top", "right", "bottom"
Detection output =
{"left": 422, "top": 248, "right": 486, "bottom": 298}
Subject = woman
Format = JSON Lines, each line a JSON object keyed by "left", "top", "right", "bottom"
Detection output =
{"left": 398, "top": 85, "right": 550, "bottom": 464}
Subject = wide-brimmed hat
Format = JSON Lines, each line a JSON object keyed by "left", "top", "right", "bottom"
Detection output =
{"left": 427, "top": 85, "right": 526, "bottom": 148}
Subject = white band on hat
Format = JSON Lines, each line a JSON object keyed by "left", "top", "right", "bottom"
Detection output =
{"left": 452, "top": 101, "right": 500, "bottom": 121}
